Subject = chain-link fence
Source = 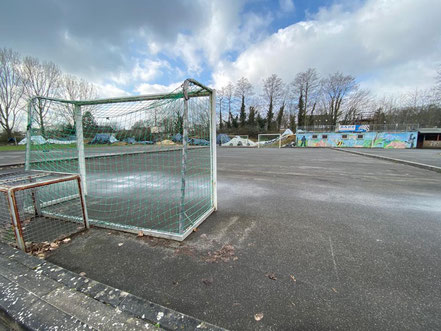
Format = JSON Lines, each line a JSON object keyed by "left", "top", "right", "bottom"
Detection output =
{"left": 297, "top": 123, "right": 420, "bottom": 133}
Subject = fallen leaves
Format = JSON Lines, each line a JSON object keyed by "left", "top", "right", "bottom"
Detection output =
{"left": 205, "top": 244, "right": 236, "bottom": 263}
{"left": 202, "top": 277, "right": 213, "bottom": 286}
{"left": 137, "top": 231, "right": 144, "bottom": 237}
{"left": 28, "top": 237, "right": 71, "bottom": 257}
{"left": 254, "top": 313, "right": 264, "bottom": 321}
{"left": 266, "top": 273, "right": 277, "bottom": 280}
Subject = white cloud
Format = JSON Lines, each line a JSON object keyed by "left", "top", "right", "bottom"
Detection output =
{"left": 95, "top": 83, "right": 131, "bottom": 98}
{"left": 132, "top": 59, "right": 170, "bottom": 82}
{"left": 134, "top": 82, "right": 182, "bottom": 95}
{"left": 212, "top": 0, "right": 441, "bottom": 96}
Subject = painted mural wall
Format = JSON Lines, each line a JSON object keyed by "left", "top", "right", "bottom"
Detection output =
{"left": 296, "top": 131, "right": 418, "bottom": 148}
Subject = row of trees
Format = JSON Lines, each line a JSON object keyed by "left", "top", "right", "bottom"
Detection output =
{"left": 217, "top": 68, "right": 441, "bottom": 135}
{"left": 0, "top": 48, "right": 97, "bottom": 141}
{"left": 2, "top": 47, "right": 440, "bottom": 142}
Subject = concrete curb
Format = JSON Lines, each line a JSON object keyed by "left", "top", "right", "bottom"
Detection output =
{"left": 0, "top": 243, "right": 226, "bottom": 331}
{"left": 0, "top": 162, "right": 24, "bottom": 169}
{"left": 333, "top": 148, "right": 441, "bottom": 173}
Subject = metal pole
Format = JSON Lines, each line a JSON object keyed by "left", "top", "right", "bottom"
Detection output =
{"left": 74, "top": 105, "right": 87, "bottom": 195}
{"left": 7, "top": 190, "right": 26, "bottom": 251}
{"left": 77, "top": 177, "right": 89, "bottom": 229}
{"left": 25, "top": 100, "right": 33, "bottom": 171}
{"left": 210, "top": 89, "right": 218, "bottom": 211}
{"left": 179, "top": 80, "right": 190, "bottom": 233}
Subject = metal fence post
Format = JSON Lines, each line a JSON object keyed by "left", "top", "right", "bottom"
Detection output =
{"left": 210, "top": 89, "right": 217, "bottom": 211}
{"left": 25, "top": 99, "right": 33, "bottom": 171}
{"left": 179, "top": 80, "right": 190, "bottom": 234}
{"left": 7, "top": 190, "right": 26, "bottom": 251}
{"left": 74, "top": 104, "right": 87, "bottom": 195}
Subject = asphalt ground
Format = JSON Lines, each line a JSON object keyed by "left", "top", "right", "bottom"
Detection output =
{"left": 39, "top": 148, "right": 441, "bottom": 330}
{"left": 0, "top": 151, "right": 24, "bottom": 167}
{"left": 0, "top": 145, "right": 189, "bottom": 167}
{"left": 343, "top": 148, "right": 441, "bottom": 168}
{"left": 1, "top": 146, "right": 440, "bottom": 168}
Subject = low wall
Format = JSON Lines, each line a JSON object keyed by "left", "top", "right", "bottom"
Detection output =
{"left": 296, "top": 131, "right": 418, "bottom": 148}
{"left": 423, "top": 140, "right": 441, "bottom": 148}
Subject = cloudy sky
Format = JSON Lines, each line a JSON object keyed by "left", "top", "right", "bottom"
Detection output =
{"left": 1, "top": 0, "right": 440, "bottom": 97}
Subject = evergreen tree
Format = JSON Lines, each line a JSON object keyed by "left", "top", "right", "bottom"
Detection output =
{"left": 248, "top": 106, "right": 256, "bottom": 126}
{"left": 82, "top": 111, "right": 97, "bottom": 131}
{"left": 266, "top": 101, "right": 274, "bottom": 131}
{"left": 297, "top": 92, "right": 304, "bottom": 127}
{"left": 235, "top": 77, "right": 254, "bottom": 127}
{"left": 262, "top": 74, "right": 284, "bottom": 131}
{"left": 232, "top": 115, "right": 239, "bottom": 128}
{"left": 219, "top": 108, "right": 223, "bottom": 130}
{"left": 239, "top": 96, "right": 246, "bottom": 126}
{"left": 256, "top": 113, "right": 266, "bottom": 130}
{"left": 289, "top": 113, "right": 296, "bottom": 132}
{"left": 276, "top": 103, "right": 285, "bottom": 131}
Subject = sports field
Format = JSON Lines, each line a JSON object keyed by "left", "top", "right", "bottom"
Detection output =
{"left": 43, "top": 148, "right": 441, "bottom": 330}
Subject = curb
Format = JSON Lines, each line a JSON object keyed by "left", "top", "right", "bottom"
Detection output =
{"left": 0, "top": 162, "right": 24, "bottom": 169}
{"left": 333, "top": 148, "right": 441, "bottom": 173}
{"left": 0, "top": 243, "right": 226, "bottom": 331}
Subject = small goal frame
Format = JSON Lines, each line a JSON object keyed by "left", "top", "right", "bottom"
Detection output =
{"left": 257, "top": 134, "right": 281, "bottom": 148}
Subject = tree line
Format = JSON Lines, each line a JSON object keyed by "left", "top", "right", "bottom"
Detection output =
{"left": 2, "top": 47, "right": 440, "bottom": 142}
{"left": 217, "top": 68, "right": 441, "bottom": 136}
{"left": 0, "top": 48, "right": 97, "bottom": 141}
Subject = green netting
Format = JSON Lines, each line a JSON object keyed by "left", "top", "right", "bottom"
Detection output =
{"left": 26, "top": 80, "right": 215, "bottom": 239}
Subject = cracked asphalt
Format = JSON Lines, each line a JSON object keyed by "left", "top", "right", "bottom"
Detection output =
{"left": 38, "top": 148, "right": 441, "bottom": 330}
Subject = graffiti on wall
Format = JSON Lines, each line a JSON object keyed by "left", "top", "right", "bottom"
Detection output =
{"left": 297, "top": 132, "right": 418, "bottom": 148}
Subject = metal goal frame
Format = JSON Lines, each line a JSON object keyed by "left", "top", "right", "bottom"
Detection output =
{"left": 25, "top": 78, "right": 217, "bottom": 241}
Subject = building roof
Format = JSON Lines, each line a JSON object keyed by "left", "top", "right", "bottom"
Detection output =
{"left": 418, "top": 128, "right": 441, "bottom": 134}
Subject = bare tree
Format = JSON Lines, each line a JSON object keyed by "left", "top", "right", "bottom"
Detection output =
{"left": 262, "top": 74, "right": 285, "bottom": 131}
{"left": 0, "top": 48, "right": 25, "bottom": 140}
{"left": 60, "top": 74, "right": 98, "bottom": 124}
{"left": 22, "top": 56, "right": 61, "bottom": 136}
{"left": 223, "top": 82, "right": 235, "bottom": 129}
{"left": 235, "top": 77, "right": 253, "bottom": 127}
{"left": 435, "top": 66, "right": 441, "bottom": 103}
{"left": 217, "top": 86, "right": 225, "bottom": 130}
{"left": 292, "top": 68, "right": 320, "bottom": 126}
{"left": 342, "top": 89, "right": 371, "bottom": 123}
{"left": 320, "top": 72, "right": 358, "bottom": 125}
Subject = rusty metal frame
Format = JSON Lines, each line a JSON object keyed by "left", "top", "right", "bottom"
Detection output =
{"left": 0, "top": 171, "right": 89, "bottom": 252}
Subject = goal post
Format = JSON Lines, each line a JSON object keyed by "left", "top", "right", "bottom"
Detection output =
{"left": 25, "top": 79, "right": 217, "bottom": 241}
{"left": 258, "top": 134, "right": 281, "bottom": 148}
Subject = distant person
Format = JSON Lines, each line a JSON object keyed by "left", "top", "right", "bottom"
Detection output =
{"left": 300, "top": 135, "right": 307, "bottom": 147}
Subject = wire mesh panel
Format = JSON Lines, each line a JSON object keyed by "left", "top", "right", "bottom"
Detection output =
{"left": 0, "top": 170, "right": 87, "bottom": 251}
{"left": 0, "top": 191, "right": 15, "bottom": 246}
{"left": 26, "top": 79, "right": 216, "bottom": 240}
